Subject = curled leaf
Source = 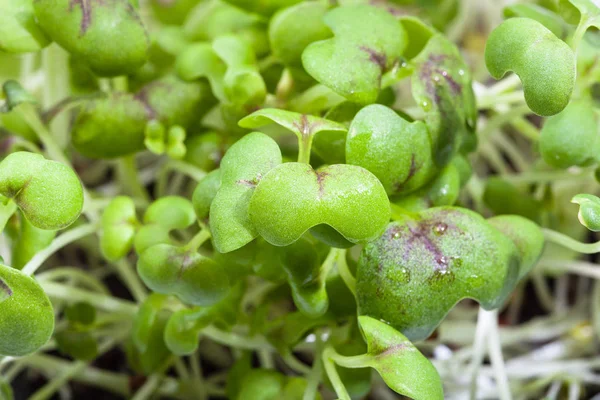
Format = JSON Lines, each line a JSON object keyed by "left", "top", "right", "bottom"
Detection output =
{"left": 572, "top": 193, "right": 600, "bottom": 231}
{"left": 358, "top": 316, "right": 444, "bottom": 400}
{"left": 0, "top": 152, "right": 83, "bottom": 230}
{"left": 485, "top": 17, "right": 575, "bottom": 116}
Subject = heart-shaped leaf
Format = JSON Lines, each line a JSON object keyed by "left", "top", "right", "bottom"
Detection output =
{"left": 134, "top": 196, "right": 195, "bottom": 253}
{"left": 269, "top": 2, "right": 331, "bottom": 77}
{"left": 137, "top": 244, "right": 230, "bottom": 306}
{"left": 0, "top": 0, "right": 50, "bottom": 53}
{"left": 33, "top": 0, "right": 149, "bottom": 76}
{"left": 249, "top": 162, "right": 390, "bottom": 246}
{"left": 210, "top": 132, "right": 282, "bottom": 253}
{"left": 0, "top": 152, "right": 83, "bottom": 230}
{"left": 485, "top": 17, "right": 575, "bottom": 116}
{"left": 356, "top": 207, "right": 519, "bottom": 340}
{"left": 100, "top": 196, "right": 138, "bottom": 261}
{"left": 347, "top": 104, "right": 436, "bottom": 195}
{"left": 572, "top": 193, "right": 600, "bottom": 231}
{"left": 411, "top": 34, "right": 476, "bottom": 166}
{"left": 488, "top": 215, "right": 545, "bottom": 280}
{"left": 357, "top": 316, "right": 444, "bottom": 400}
{"left": 302, "top": 5, "right": 407, "bottom": 105}
{"left": 540, "top": 98, "right": 600, "bottom": 168}
{"left": 0, "top": 263, "right": 54, "bottom": 356}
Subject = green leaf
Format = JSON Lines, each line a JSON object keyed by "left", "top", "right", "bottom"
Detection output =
{"left": 137, "top": 244, "right": 230, "bottom": 306}
{"left": 11, "top": 211, "right": 55, "bottom": 270}
{"left": 164, "top": 307, "right": 214, "bottom": 355}
{"left": 33, "top": 0, "right": 149, "bottom": 76}
{"left": 132, "top": 293, "right": 169, "bottom": 353}
{"left": 483, "top": 178, "right": 543, "bottom": 223}
{"left": 134, "top": 196, "right": 195, "bottom": 253}
{"left": 0, "top": 0, "right": 50, "bottom": 53}
{"left": 487, "top": 215, "right": 545, "bottom": 280}
{"left": 411, "top": 34, "right": 476, "bottom": 166}
{"left": 235, "top": 369, "right": 285, "bottom": 400}
{"left": 358, "top": 316, "right": 444, "bottom": 400}
{"left": 223, "top": 0, "right": 302, "bottom": 16}
{"left": 249, "top": 163, "right": 390, "bottom": 246}
{"left": 210, "top": 132, "right": 282, "bottom": 253}
{"left": 100, "top": 196, "right": 138, "bottom": 261}
{"left": 0, "top": 152, "right": 83, "bottom": 230}
{"left": 281, "top": 236, "right": 329, "bottom": 318}
{"left": 485, "top": 17, "right": 575, "bottom": 116}
{"left": 356, "top": 207, "right": 519, "bottom": 340}
{"left": 55, "top": 328, "right": 98, "bottom": 361}
{"left": 126, "top": 306, "right": 171, "bottom": 375}
{"left": 239, "top": 108, "right": 347, "bottom": 143}
{"left": 347, "top": 104, "right": 435, "bottom": 195}
{"left": 540, "top": 98, "right": 600, "bottom": 168}
{"left": 572, "top": 193, "right": 600, "bottom": 231}
{"left": 301, "top": 5, "right": 407, "bottom": 104}
{"left": 0, "top": 263, "right": 54, "bottom": 356}
{"left": 1, "top": 80, "right": 38, "bottom": 112}
{"left": 192, "top": 169, "right": 222, "bottom": 226}
{"left": 64, "top": 301, "right": 96, "bottom": 327}
{"left": 269, "top": 2, "right": 331, "bottom": 74}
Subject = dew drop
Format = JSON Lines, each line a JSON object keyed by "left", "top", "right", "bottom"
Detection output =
{"left": 392, "top": 232, "right": 401, "bottom": 239}
{"left": 441, "top": 70, "right": 448, "bottom": 77}
{"left": 422, "top": 101, "right": 430, "bottom": 110}
{"left": 433, "top": 75, "right": 440, "bottom": 82}
{"left": 467, "top": 274, "right": 484, "bottom": 288}
{"left": 401, "top": 62, "right": 408, "bottom": 68}
{"left": 458, "top": 69, "right": 465, "bottom": 76}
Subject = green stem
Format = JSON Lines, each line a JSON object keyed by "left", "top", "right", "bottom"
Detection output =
{"left": 114, "top": 259, "right": 148, "bottom": 303}
{"left": 37, "top": 267, "right": 111, "bottom": 294}
{"left": 184, "top": 229, "right": 211, "bottom": 252}
{"left": 297, "top": 133, "right": 313, "bottom": 164}
{"left": 570, "top": 19, "right": 589, "bottom": 52}
{"left": 282, "top": 350, "right": 311, "bottom": 375}
{"left": 335, "top": 249, "right": 356, "bottom": 297}
{"left": 42, "top": 44, "right": 70, "bottom": 149}
{"left": 131, "top": 374, "right": 162, "bottom": 400}
{"left": 40, "top": 280, "right": 138, "bottom": 315}
{"left": 322, "top": 346, "right": 351, "bottom": 400}
{"left": 19, "top": 354, "right": 130, "bottom": 397}
{"left": 302, "top": 336, "right": 324, "bottom": 400}
{"left": 542, "top": 228, "right": 600, "bottom": 254}
{"left": 16, "top": 104, "right": 99, "bottom": 222}
{"left": 117, "top": 155, "right": 151, "bottom": 205}
{"left": 540, "top": 260, "right": 600, "bottom": 280}
{"left": 29, "top": 334, "right": 124, "bottom": 400}
{"left": 168, "top": 159, "right": 207, "bottom": 181}
{"left": 202, "top": 326, "right": 274, "bottom": 351}
{"left": 22, "top": 223, "right": 98, "bottom": 276}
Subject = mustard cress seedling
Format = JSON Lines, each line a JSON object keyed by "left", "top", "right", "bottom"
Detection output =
{"left": 2, "top": 0, "right": 600, "bottom": 399}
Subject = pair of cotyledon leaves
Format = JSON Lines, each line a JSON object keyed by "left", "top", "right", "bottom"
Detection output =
{"left": 1, "top": 0, "right": 149, "bottom": 76}
{"left": 485, "top": 0, "right": 600, "bottom": 116}
{"left": 99, "top": 195, "right": 231, "bottom": 308}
